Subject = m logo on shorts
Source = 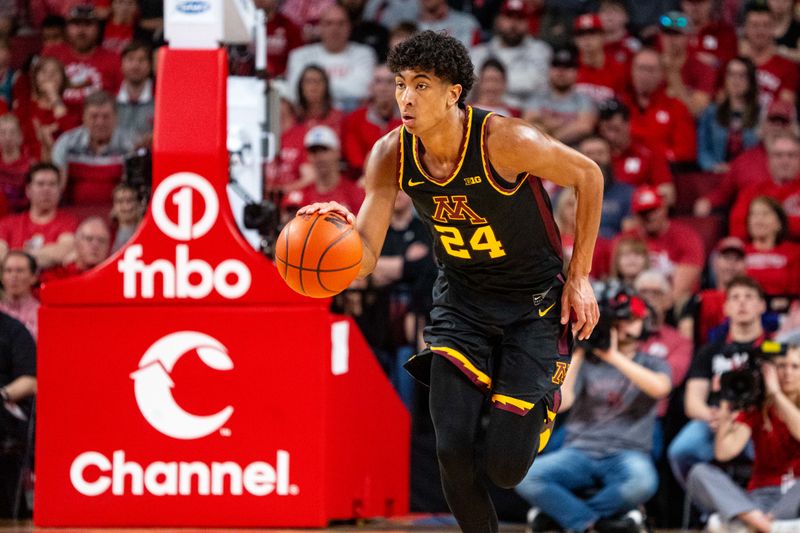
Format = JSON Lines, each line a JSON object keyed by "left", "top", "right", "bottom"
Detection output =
{"left": 551, "top": 361, "right": 569, "bottom": 385}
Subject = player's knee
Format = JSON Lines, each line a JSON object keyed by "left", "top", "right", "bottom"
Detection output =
{"left": 485, "top": 452, "right": 535, "bottom": 489}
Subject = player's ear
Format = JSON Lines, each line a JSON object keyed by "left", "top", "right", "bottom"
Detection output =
{"left": 448, "top": 84, "right": 463, "bottom": 107}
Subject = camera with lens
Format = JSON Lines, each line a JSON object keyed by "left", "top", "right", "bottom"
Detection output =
{"left": 578, "top": 290, "right": 652, "bottom": 352}
{"left": 719, "top": 341, "right": 787, "bottom": 410}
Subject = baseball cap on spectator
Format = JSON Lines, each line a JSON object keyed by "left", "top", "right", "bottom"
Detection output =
{"left": 551, "top": 45, "right": 578, "bottom": 68}
{"left": 304, "top": 125, "right": 340, "bottom": 151}
{"left": 67, "top": 4, "right": 98, "bottom": 21}
{"left": 573, "top": 14, "right": 603, "bottom": 34}
{"left": 501, "top": 0, "right": 531, "bottom": 16}
{"left": 767, "top": 99, "right": 795, "bottom": 123}
{"left": 632, "top": 185, "right": 664, "bottom": 214}
{"left": 659, "top": 11, "right": 690, "bottom": 34}
{"left": 598, "top": 97, "right": 630, "bottom": 121}
{"left": 715, "top": 236, "right": 746, "bottom": 256}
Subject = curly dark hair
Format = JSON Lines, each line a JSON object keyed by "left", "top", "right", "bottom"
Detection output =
{"left": 387, "top": 30, "right": 475, "bottom": 105}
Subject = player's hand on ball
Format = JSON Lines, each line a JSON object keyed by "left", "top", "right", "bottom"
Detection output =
{"left": 297, "top": 201, "right": 356, "bottom": 225}
{"left": 561, "top": 275, "right": 599, "bottom": 341}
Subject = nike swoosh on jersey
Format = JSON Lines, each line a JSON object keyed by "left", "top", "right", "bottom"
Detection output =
{"left": 538, "top": 302, "right": 556, "bottom": 317}
{"left": 408, "top": 179, "right": 425, "bottom": 187}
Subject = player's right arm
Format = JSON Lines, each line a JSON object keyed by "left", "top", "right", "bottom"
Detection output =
{"left": 297, "top": 129, "right": 400, "bottom": 279}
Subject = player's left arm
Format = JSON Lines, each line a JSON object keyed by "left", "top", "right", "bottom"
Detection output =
{"left": 486, "top": 116, "right": 604, "bottom": 340}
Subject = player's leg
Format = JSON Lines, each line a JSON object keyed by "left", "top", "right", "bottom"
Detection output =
{"left": 429, "top": 354, "right": 498, "bottom": 533}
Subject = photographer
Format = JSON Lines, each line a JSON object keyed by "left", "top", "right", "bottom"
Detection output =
{"left": 687, "top": 344, "right": 800, "bottom": 533}
{"left": 669, "top": 275, "right": 767, "bottom": 488}
{"left": 516, "top": 291, "right": 671, "bottom": 533}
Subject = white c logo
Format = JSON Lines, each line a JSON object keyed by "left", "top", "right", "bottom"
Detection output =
{"left": 151, "top": 172, "right": 219, "bottom": 241}
{"left": 131, "top": 332, "right": 234, "bottom": 440}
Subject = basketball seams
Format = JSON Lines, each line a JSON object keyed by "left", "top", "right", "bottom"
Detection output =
{"left": 316, "top": 227, "right": 357, "bottom": 292}
{"left": 298, "top": 214, "right": 321, "bottom": 295}
{"left": 274, "top": 255, "right": 362, "bottom": 273}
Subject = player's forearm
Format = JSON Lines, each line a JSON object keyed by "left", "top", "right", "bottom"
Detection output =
{"left": 356, "top": 238, "right": 379, "bottom": 279}
{"left": 569, "top": 165, "right": 603, "bottom": 278}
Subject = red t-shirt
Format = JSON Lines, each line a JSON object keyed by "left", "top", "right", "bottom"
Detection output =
{"left": 612, "top": 143, "right": 673, "bottom": 188}
{"left": 575, "top": 53, "right": 629, "bottom": 104}
{"left": 755, "top": 55, "right": 799, "bottom": 109}
{"left": 0, "top": 210, "right": 78, "bottom": 250}
{"left": 0, "top": 147, "right": 35, "bottom": 212}
{"left": 39, "top": 262, "right": 85, "bottom": 284}
{"left": 297, "top": 179, "right": 365, "bottom": 214}
{"left": 630, "top": 221, "right": 706, "bottom": 280}
{"left": 102, "top": 21, "right": 135, "bottom": 55}
{"left": 688, "top": 21, "right": 738, "bottom": 69}
{"left": 41, "top": 43, "right": 121, "bottom": 106}
{"left": 706, "top": 144, "right": 769, "bottom": 209}
{"left": 737, "top": 405, "right": 800, "bottom": 490}
{"left": 14, "top": 95, "right": 82, "bottom": 160}
{"left": 730, "top": 178, "right": 800, "bottom": 241}
{"left": 744, "top": 241, "right": 800, "bottom": 296}
{"left": 274, "top": 112, "right": 344, "bottom": 188}
{"left": 341, "top": 107, "right": 402, "bottom": 176}
{"left": 625, "top": 89, "right": 697, "bottom": 163}
{"left": 696, "top": 288, "right": 727, "bottom": 345}
{"left": 681, "top": 53, "right": 719, "bottom": 96}
{"left": 604, "top": 35, "right": 639, "bottom": 69}
{"left": 266, "top": 13, "right": 304, "bottom": 78}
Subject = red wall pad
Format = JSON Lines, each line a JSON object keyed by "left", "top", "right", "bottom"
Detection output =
{"left": 34, "top": 48, "right": 409, "bottom": 527}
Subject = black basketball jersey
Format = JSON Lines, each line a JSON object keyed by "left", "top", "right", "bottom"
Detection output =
{"left": 398, "top": 105, "right": 564, "bottom": 296}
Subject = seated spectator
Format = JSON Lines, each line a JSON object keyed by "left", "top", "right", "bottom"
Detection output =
{"left": 697, "top": 57, "right": 761, "bottom": 173}
{"left": 40, "top": 216, "right": 110, "bottom": 282}
{"left": 101, "top": 0, "right": 140, "bottom": 55}
{"left": 627, "top": 185, "right": 705, "bottom": 309}
{"left": 39, "top": 15, "right": 66, "bottom": 48}
{"left": 729, "top": 133, "right": 800, "bottom": 240}
{"left": 341, "top": 64, "right": 401, "bottom": 179}
{"left": 600, "top": 0, "right": 641, "bottom": 68}
{"left": 280, "top": 0, "right": 335, "bottom": 42}
{"left": 287, "top": 126, "right": 364, "bottom": 213}
{"left": 525, "top": 45, "right": 597, "bottom": 147}
{"left": 577, "top": 135, "right": 633, "bottom": 239}
{"left": 770, "top": 0, "right": 800, "bottom": 62}
{"left": 470, "top": 59, "right": 521, "bottom": 119}
{"left": 51, "top": 90, "right": 133, "bottom": 207}
{"left": 109, "top": 183, "right": 143, "bottom": 253}
{"left": 469, "top": 0, "right": 551, "bottom": 108}
{"left": 516, "top": 290, "right": 671, "bottom": 533}
{"left": 573, "top": 13, "right": 629, "bottom": 104}
{"left": 687, "top": 344, "right": 800, "bottom": 533}
{"left": 0, "top": 251, "right": 38, "bottom": 338}
{"left": 743, "top": 196, "right": 800, "bottom": 297}
{"left": 341, "top": 0, "right": 390, "bottom": 63}
{"left": 695, "top": 99, "right": 799, "bottom": 217}
{"left": 668, "top": 275, "right": 767, "bottom": 488}
{"left": 418, "top": 0, "right": 480, "bottom": 48}
{"left": 740, "top": 3, "right": 798, "bottom": 109}
{"left": 658, "top": 10, "right": 716, "bottom": 117}
{"left": 285, "top": 4, "right": 377, "bottom": 112}
{"left": 273, "top": 65, "right": 345, "bottom": 190}
{"left": 0, "top": 114, "right": 33, "bottom": 212}
{"left": 0, "top": 310, "right": 36, "bottom": 518}
{"left": 0, "top": 163, "right": 76, "bottom": 269}
{"left": 604, "top": 235, "right": 651, "bottom": 294}
{"left": 13, "top": 56, "right": 81, "bottom": 162}
{"left": 626, "top": 48, "right": 697, "bottom": 164}
{"left": 41, "top": 5, "right": 121, "bottom": 107}
{"left": 682, "top": 0, "right": 737, "bottom": 70}
{"left": 254, "top": 0, "right": 302, "bottom": 79}
{"left": 117, "top": 41, "right": 154, "bottom": 148}
{"left": 597, "top": 98, "right": 675, "bottom": 205}
{"left": 679, "top": 236, "right": 747, "bottom": 344}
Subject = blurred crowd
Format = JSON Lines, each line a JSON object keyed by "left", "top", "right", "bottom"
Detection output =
{"left": 0, "top": 0, "right": 799, "bottom": 530}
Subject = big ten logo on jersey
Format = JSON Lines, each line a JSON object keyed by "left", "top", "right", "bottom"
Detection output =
{"left": 430, "top": 195, "right": 506, "bottom": 260}
{"left": 117, "top": 172, "right": 252, "bottom": 299}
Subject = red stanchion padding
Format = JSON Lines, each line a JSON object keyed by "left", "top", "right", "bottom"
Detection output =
{"left": 34, "top": 47, "right": 409, "bottom": 527}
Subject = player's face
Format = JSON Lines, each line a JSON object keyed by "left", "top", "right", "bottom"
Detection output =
{"left": 395, "top": 70, "right": 461, "bottom": 135}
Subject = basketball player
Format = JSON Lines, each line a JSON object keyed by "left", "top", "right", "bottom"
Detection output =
{"left": 298, "top": 31, "right": 603, "bottom": 533}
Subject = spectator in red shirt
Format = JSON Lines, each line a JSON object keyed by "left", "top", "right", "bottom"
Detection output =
{"left": 740, "top": 3, "right": 798, "bottom": 109}
{"left": 696, "top": 99, "right": 799, "bottom": 216}
{"left": 627, "top": 47, "right": 697, "bottom": 164}
{"left": 13, "top": 56, "right": 82, "bottom": 162}
{"left": 743, "top": 195, "right": 800, "bottom": 297}
{"left": 101, "top": 0, "right": 138, "bottom": 55}
{"left": 628, "top": 184, "right": 705, "bottom": 308}
{"left": 42, "top": 4, "right": 121, "bottom": 107}
{"left": 341, "top": 64, "right": 401, "bottom": 179}
{"left": 600, "top": 0, "right": 641, "bottom": 69}
{"left": 729, "top": 133, "right": 800, "bottom": 240}
{"left": 681, "top": 0, "right": 738, "bottom": 69}
{"left": 658, "top": 10, "right": 717, "bottom": 117}
{"left": 0, "top": 162, "right": 77, "bottom": 268}
{"left": 0, "top": 114, "right": 33, "bottom": 213}
{"left": 470, "top": 59, "right": 521, "bottom": 119}
{"left": 573, "top": 13, "right": 628, "bottom": 105}
{"left": 293, "top": 125, "right": 364, "bottom": 213}
{"left": 597, "top": 98, "right": 675, "bottom": 205}
{"left": 258, "top": 0, "right": 303, "bottom": 79}
{"left": 40, "top": 215, "right": 111, "bottom": 282}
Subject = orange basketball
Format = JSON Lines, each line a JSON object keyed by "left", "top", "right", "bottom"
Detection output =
{"left": 274, "top": 211, "right": 363, "bottom": 298}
